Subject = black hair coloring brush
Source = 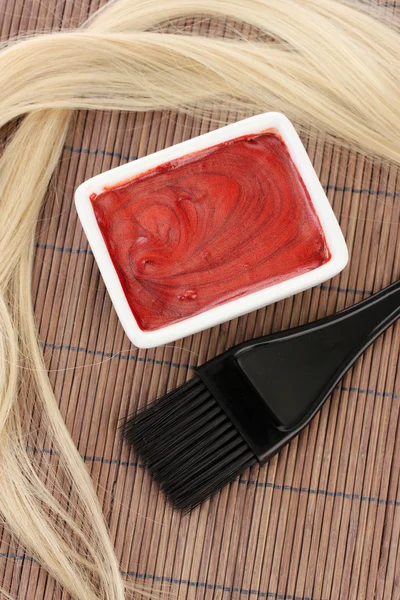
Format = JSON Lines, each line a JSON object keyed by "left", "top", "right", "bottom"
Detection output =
{"left": 122, "top": 279, "right": 400, "bottom": 511}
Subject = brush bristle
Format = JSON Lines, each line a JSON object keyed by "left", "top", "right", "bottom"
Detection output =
{"left": 122, "top": 375, "right": 256, "bottom": 510}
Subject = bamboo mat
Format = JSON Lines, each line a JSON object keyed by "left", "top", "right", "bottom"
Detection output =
{"left": 1, "top": 1, "right": 400, "bottom": 598}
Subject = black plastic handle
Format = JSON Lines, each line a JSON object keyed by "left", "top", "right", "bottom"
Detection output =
{"left": 199, "top": 280, "right": 400, "bottom": 464}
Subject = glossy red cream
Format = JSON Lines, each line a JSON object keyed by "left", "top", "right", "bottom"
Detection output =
{"left": 90, "top": 132, "right": 331, "bottom": 331}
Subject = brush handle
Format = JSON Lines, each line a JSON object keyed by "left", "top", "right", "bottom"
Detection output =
{"left": 199, "top": 279, "right": 400, "bottom": 464}
{"left": 239, "top": 277, "right": 400, "bottom": 370}
{"left": 239, "top": 278, "right": 400, "bottom": 460}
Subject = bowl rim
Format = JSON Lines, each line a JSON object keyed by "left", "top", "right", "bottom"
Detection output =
{"left": 75, "top": 111, "right": 348, "bottom": 349}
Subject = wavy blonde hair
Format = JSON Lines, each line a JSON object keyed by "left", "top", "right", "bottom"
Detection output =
{"left": 0, "top": 0, "right": 399, "bottom": 597}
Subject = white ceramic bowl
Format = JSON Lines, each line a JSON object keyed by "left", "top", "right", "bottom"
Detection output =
{"left": 75, "top": 112, "right": 348, "bottom": 349}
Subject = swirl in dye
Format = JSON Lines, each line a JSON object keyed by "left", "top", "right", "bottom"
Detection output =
{"left": 91, "top": 133, "right": 330, "bottom": 331}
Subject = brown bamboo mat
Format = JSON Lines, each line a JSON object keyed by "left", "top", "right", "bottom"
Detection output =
{"left": 1, "top": 1, "right": 400, "bottom": 598}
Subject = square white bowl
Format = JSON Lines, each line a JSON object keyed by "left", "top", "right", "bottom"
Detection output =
{"left": 75, "top": 112, "right": 348, "bottom": 349}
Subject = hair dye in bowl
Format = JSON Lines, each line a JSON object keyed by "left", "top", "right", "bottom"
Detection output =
{"left": 90, "top": 132, "right": 330, "bottom": 331}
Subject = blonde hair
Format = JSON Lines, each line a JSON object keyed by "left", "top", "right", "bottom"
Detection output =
{"left": 0, "top": 0, "right": 399, "bottom": 597}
